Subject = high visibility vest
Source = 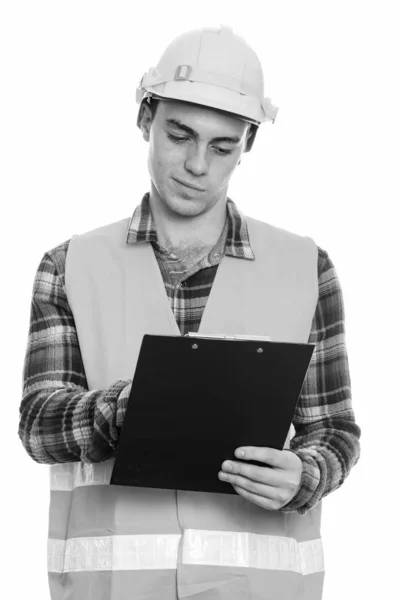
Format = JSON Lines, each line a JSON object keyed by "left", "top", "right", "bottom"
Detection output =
{"left": 47, "top": 214, "right": 324, "bottom": 599}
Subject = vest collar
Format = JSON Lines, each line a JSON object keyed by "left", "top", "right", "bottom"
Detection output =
{"left": 125, "top": 192, "right": 255, "bottom": 261}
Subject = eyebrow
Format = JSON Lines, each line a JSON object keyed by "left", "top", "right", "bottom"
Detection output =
{"left": 165, "top": 118, "right": 241, "bottom": 145}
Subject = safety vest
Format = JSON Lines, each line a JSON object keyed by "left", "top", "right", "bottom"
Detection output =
{"left": 47, "top": 213, "right": 324, "bottom": 599}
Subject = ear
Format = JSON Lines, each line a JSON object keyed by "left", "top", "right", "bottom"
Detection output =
{"left": 138, "top": 101, "right": 152, "bottom": 142}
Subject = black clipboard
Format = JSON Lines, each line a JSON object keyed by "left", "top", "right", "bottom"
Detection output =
{"left": 110, "top": 334, "right": 315, "bottom": 494}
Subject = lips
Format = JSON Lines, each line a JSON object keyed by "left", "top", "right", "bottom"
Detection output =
{"left": 173, "top": 178, "right": 205, "bottom": 192}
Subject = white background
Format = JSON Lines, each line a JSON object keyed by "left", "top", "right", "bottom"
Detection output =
{"left": 1, "top": 1, "right": 398, "bottom": 598}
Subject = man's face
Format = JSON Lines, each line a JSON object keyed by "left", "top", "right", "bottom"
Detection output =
{"left": 140, "top": 99, "right": 250, "bottom": 219}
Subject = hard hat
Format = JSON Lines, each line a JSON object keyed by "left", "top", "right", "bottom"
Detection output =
{"left": 136, "top": 25, "right": 278, "bottom": 129}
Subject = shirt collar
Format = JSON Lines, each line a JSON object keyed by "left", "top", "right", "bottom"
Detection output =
{"left": 126, "top": 192, "right": 255, "bottom": 260}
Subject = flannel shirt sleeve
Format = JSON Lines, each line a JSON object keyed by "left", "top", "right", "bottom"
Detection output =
{"left": 279, "top": 246, "right": 361, "bottom": 515}
{"left": 18, "top": 241, "right": 132, "bottom": 465}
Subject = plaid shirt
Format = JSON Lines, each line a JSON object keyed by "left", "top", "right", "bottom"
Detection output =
{"left": 18, "top": 193, "right": 361, "bottom": 514}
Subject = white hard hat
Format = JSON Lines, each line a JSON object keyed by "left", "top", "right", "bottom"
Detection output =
{"left": 136, "top": 25, "right": 278, "bottom": 128}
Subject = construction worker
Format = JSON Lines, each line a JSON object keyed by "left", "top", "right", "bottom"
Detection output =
{"left": 18, "top": 25, "right": 361, "bottom": 600}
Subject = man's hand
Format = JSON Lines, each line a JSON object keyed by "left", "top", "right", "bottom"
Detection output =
{"left": 218, "top": 447, "right": 303, "bottom": 510}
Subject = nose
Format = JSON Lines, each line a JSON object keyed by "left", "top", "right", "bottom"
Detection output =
{"left": 184, "top": 145, "right": 209, "bottom": 177}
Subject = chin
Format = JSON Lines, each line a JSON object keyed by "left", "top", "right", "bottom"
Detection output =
{"left": 171, "top": 196, "right": 204, "bottom": 213}
{"left": 166, "top": 192, "right": 207, "bottom": 215}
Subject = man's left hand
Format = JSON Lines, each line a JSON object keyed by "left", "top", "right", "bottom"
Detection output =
{"left": 218, "top": 446, "right": 303, "bottom": 510}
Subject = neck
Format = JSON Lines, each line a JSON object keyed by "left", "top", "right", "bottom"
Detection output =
{"left": 148, "top": 183, "right": 228, "bottom": 250}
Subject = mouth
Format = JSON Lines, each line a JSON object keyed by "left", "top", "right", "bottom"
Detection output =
{"left": 173, "top": 178, "right": 206, "bottom": 192}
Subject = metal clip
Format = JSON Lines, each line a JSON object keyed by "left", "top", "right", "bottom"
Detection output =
{"left": 175, "top": 65, "right": 192, "bottom": 81}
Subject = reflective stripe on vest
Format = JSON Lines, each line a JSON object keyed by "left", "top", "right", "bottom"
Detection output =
{"left": 48, "top": 535, "right": 181, "bottom": 572}
{"left": 48, "top": 532, "right": 323, "bottom": 575}
{"left": 50, "top": 460, "right": 115, "bottom": 491}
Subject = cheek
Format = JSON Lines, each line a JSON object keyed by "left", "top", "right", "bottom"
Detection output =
{"left": 212, "top": 156, "right": 238, "bottom": 182}
{"left": 149, "top": 142, "right": 181, "bottom": 176}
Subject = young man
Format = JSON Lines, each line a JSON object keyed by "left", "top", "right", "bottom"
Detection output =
{"left": 19, "top": 26, "right": 361, "bottom": 600}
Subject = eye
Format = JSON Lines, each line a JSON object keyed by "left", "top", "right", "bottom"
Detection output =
{"left": 213, "top": 147, "right": 233, "bottom": 156}
{"left": 167, "top": 133, "right": 189, "bottom": 143}
{"left": 167, "top": 133, "right": 233, "bottom": 156}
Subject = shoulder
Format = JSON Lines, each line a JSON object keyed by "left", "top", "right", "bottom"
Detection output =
{"left": 44, "top": 238, "right": 70, "bottom": 273}
{"left": 316, "top": 245, "right": 340, "bottom": 282}
{"left": 31, "top": 239, "right": 71, "bottom": 292}
{"left": 245, "top": 215, "right": 338, "bottom": 284}
{"left": 69, "top": 217, "right": 131, "bottom": 245}
{"left": 244, "top": 215, "right": 319, "bottom": 269}
{"left": 42, "top": 217, "right": 131, "bottom": 275}
{"left": 245, "top": 214, "right": 318, "bottom": 251}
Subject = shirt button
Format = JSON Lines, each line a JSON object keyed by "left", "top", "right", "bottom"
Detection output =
{"left": 213, "top": 253, "right": 220, "bottom": 259}
{"left": 179, "top": 282, "right": 187, "bottom": 289}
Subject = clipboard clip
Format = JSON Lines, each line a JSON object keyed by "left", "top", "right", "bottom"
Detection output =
{"left": 185, "top": 333, "right": 272, "bottom": 341}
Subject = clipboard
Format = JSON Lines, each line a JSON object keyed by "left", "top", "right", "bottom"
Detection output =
{"left": 110, "top": 333, "right": 315, "bottom": 494}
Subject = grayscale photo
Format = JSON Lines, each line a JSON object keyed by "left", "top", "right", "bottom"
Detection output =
{"left": 2, "top": 2, "right": 398, "bottom": 599}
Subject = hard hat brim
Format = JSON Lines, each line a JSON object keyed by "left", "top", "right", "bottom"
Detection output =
{"left": 139, "top": 79, "right": 267, "bottom": 126}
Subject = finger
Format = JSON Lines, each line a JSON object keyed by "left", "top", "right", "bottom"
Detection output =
{"left": 218, "top": 470, "right": 282, "bottom": 501}
{"left": 234, "top": 446, "right": 290, "bottom": 468}
{"left": 232, "top": 484, "right": 282, "bottom": 511}
{"left": 221, "top": 460, "right": 281, "bottom": 487}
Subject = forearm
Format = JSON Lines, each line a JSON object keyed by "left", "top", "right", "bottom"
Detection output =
{"left": 18, "top": 379, "right": 132, "bottom": 464}
{"left": 280, "top": 412, "right": 361, "bottom": 514}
